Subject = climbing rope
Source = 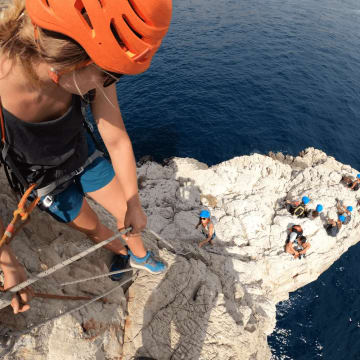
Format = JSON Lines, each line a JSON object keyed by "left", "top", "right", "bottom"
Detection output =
{"left": 147, "top": 229, "right": 191, "bottom": 257}
{"left": 0, "top": 227, "right": 132, "bottom": 309}
{"left": 0, "top": 195, "right": 178, "bottom": 357}
{"left": 0, "top": 276, "right": 135, "bottom": 358}
{"left": 60, "top": 268, "right": 134, "bottom": 287}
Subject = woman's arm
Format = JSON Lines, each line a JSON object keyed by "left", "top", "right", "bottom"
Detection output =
{"left": 91, "top": 85, "right": 146, "bottom": 233}
{"left": 298, "top": 242, "right": 311, "bottom": 255}
{"left": 350, "top": 180, "right": 358, "bottom": 189}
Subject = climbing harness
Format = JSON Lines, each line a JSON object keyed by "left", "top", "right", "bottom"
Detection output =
{"left": 0, "top": 95, "right": 104, "bottom": 206}
{"left": 0, "top": 184, "right": 39, "bottom": 248}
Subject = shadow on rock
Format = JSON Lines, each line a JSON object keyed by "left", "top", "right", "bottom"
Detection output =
{"left": 130, "top": 161, "right": 257, "bottom": 360}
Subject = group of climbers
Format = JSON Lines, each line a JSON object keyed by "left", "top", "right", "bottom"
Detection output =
{"left": 285, "top": 196, "right": 323, "bottom": 220}
{"left": 0, "top": 0, "right": 172, "bottom": 314}
{"left": 285, "top": 197, "right": 314, "bottom": 259}
{"left": 341, "top": 174, "right": 360, "bottom": 191}
{"left": 285, "top": 178, "right": 357, "bottom": 259}
{"left": 325, "top": 200, "right": 353, "bottom": 237}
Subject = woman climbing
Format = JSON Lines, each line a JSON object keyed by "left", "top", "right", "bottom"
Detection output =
{"left": 195, "top": 210, "right": 216, "bottom": 248}
{"left": 0, "top": 0, "right": 172, "bottom": 314}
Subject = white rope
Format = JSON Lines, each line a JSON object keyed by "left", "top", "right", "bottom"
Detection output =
{"left": 0, "top": 227, "right": 131, "bottom": 310}
{"left": 60, "top": 268, "right": 133, "bottom": 287}
{"left": 0, "top": 228, "right": 177, "bottom": 356}
{"left": 0, "top": 276, "right": 136, "bottom": 358}
{"left": 147, "top": 229, "right": 191, "bottom": 256}
{"left": 16, "top": 276, "right": 135, "bottom": 336}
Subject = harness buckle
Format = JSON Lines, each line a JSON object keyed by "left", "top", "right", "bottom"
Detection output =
{"left": 74, "top": 167, "right": 84, "bottom": 176}
{"left": 42, "top": 195, "right": 54, "bottom": 208}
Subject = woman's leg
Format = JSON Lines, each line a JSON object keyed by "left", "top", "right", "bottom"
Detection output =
{"left": 86, "top": 176, "right": 147, "bottom": 258}
{"left": 68, "top": 197, "right": 128, "bottom": 255}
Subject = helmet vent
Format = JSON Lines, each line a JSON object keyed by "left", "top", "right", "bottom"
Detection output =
{"left": 128, "top": 0, "right": 146, "bottom": 23}
{"left": 110, "top": 20, "right": 128, "bottom": 51}
{"left": 97, "top": 0, "right": 103, "bottom": 8}
{"left": 122, "top": 15, "right": 143, "bottom": 39}
{"left": 74, "top": 0, "right": 94, "bottom": 29}
{"left": 40, "top": 0, "right": 50, "bottom": 6}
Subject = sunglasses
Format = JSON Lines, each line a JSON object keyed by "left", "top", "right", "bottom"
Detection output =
{"left": 102, "top": 70, "right": 124, "bottom": 88}
{"left": 200, "top": 217, "right": 207, "bottom": 220}
{"left": 48, "top": 61, "right": 123, "bottom": 88}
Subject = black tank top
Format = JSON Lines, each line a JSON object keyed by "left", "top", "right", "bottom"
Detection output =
{"left": 1, "top": 96, "right": 88, "bottom": 187}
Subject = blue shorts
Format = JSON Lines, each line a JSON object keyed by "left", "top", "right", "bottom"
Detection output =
{"left": 44, "top": 134, "right": 115, "bottom": 223}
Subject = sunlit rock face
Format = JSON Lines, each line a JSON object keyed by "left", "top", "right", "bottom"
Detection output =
{"left": 1, "top": 148, "right": 359, "bottom": 359}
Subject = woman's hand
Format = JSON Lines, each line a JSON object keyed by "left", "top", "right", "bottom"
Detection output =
{"left": 124, "top": 201, "right": 147, "bottom": 235}
{"left": 3, "top": 264, "right": 33, "bottom": 314}
{"left": 0, "top": 244, "right": 33, "bottom": 314}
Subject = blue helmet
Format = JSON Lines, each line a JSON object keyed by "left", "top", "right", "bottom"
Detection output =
{"left": 302, "top": 196, "right": 310, "bottom": 205}
{"left": 200, "top": 210, "right": 210, "bottom": 219}
{"left": 339, "top": 215, "right": 346, "bottom": 223}
{"left": 357, "top": 174, "right": 360, "bottom": 179}
{"left": 347, "top": 206, "right": 353, "bottom": 212}
{"left": 316, "top": 204, "right": 323, "bottom": 212}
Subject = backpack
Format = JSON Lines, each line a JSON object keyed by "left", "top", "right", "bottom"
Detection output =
{"left": 293, "top": 205, "right": 306, "bottom": 217}
{"left": 326, "top": 224, "right": 339, "bottom": 237}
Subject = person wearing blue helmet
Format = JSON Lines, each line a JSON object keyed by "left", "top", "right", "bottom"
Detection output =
{"left": 341, "top": 174, "right": 360, "bottom": 191}
{"left": 336, "top": 200, "right": 353, "bottom": 225}
{"left": 325, "top": 215, "right": 344, "bottom": 237}
{"left": 195, "top": 210, "right": 216, "bottom": 247}
{"left": 285, "top": 196, "right": 311, "bottom": 218}
{"left": 307, "top": 203, "right": 323, "bottom": 220}
{"left": 285, "top": 226, "right": 311, "bottom": 260}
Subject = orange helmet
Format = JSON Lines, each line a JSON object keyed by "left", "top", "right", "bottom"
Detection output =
{"left": 25, "top": 0, "right": 172, "bottom": 74}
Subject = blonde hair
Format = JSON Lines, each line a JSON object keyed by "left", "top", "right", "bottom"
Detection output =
{"left": 0, "top": 0, "right": 89, "bottom": 85}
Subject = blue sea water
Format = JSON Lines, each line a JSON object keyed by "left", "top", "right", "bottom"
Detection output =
{"left": 115, "top": 0, "right": 360, "bottom": 358}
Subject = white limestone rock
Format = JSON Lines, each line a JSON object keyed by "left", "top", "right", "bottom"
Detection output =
{"left": 1, "top": 147, "right": 360, "bottom": 359}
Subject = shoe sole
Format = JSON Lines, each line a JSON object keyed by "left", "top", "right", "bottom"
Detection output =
{"left": 129, "top": 260, "right": 166, "bottom": 274}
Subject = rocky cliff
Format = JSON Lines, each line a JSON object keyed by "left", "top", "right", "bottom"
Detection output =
{"left": 1, "top": 148, "right": 359, "bottom": 359}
